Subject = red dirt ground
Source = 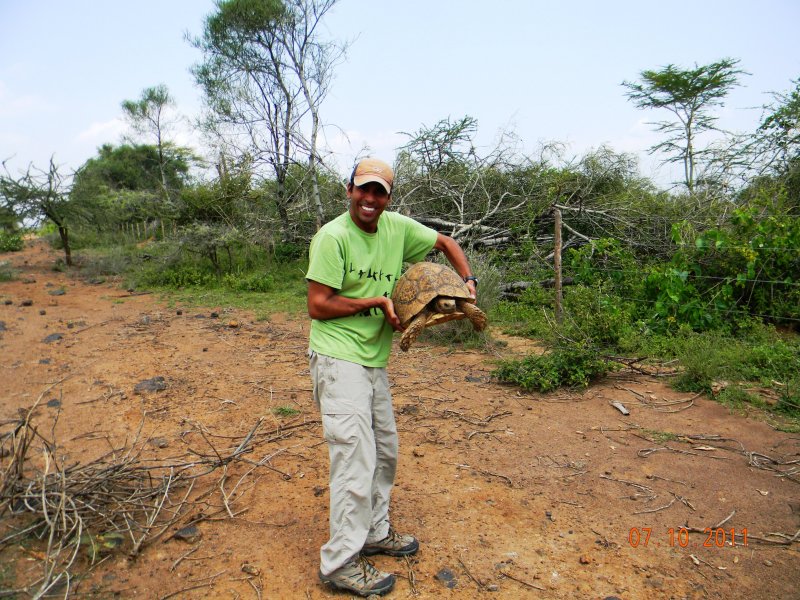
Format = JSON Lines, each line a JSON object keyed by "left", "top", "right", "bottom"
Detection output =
{"left": 1, "top": 240, "right": 798, "bottom": 599}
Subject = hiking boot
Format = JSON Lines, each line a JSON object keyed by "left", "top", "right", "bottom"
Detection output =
{"left": 363, "top": 527, "right": 419, "bottom": 557}
{"left": 319, "top": 554, "right": 395, "bottom": 597}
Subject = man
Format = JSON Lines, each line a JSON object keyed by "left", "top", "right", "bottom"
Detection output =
{"left": 306, "top": 158, "right": 478, "bottom": 596}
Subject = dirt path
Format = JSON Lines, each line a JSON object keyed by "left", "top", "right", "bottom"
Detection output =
{"left": 1, "top": 240, "right": 798, "bottom": 599}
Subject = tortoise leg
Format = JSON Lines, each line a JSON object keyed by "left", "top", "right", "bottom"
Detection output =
{"left": 456, "top": 300, "right": 487, "bottom": 331}
{"left": 400, "top": 312, "right": 429, "bottom": 352}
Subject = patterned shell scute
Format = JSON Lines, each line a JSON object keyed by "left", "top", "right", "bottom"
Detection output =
{"left": 392, "top": 262, "right": 472, "bottom": 326}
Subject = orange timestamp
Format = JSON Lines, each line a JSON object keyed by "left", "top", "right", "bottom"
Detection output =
{"left": 628, "top": 527, "right": 748, "bottom": 548}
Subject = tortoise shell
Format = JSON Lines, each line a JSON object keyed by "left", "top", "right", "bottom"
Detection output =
{"left": 392, "top": 262, "right": 473, "bottom": 327}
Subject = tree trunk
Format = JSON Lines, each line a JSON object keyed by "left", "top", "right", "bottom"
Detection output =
{"left": 58, "top": 225, "right": 72, "bottom": 267}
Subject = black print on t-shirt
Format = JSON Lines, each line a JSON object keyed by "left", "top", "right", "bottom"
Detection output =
{"left": 344, "top": 262, "right": 399, "bottom": 318}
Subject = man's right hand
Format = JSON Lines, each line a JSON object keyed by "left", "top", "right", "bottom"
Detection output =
{"left": 381, "top": 297, "right": 404, "bottom": 332}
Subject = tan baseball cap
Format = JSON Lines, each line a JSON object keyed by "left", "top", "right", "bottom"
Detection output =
{"left": 352, "top": 158, "right": 394, "bottom": 195}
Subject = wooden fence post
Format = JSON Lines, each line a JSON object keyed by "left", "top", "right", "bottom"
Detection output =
{"left": 553, "top": 208, "right": 563, "bottom": 324}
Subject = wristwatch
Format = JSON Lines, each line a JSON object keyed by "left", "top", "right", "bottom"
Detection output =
{"left": 463, "top": 275, "right": 478, "bottom": 287}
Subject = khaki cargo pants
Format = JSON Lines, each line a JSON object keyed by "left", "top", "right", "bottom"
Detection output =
{"left": 309, "top": 352, "right": 398, "bottom": 576}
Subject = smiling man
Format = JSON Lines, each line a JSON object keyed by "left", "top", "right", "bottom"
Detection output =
{"left": 306, "top": 158, "right": 477, "bottom": 596}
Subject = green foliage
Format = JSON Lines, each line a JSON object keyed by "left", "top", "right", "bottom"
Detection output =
{"left": 0, "top": 230, "right": 24, "bottom": 252}
{"left": 272, "top": 406, "right": 300, "bottom": 417}
{"left": 493, "top": 345, "right": 609, "bottom": 392}
{"left": 272, "top": 241, "right": 306, "bottom": 262}
{"left": 0, "top": 260, "right": 16, "bottom": 281}
{"left": 560, "top": 284, "right": 639, "bottom": 351}
{"left": 222, "top": 271, "right": 275, "bottom": 292}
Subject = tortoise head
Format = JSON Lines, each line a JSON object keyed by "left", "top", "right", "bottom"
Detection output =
{"left": 432, "top": 297, "right": 457, "bottom": 314}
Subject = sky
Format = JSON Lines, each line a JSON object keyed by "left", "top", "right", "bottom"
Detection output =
{"left": 1, "top": 0, "right": 799, "bottom": 187}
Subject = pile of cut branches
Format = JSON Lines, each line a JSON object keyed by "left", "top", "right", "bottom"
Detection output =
{"left": 0, "top": 403, "right": 262, "bottom": 598}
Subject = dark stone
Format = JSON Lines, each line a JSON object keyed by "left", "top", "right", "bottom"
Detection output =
{"left": 46, "top": 399, "right": 61, "bottom": 408}
{"left": 194, "top": 314, "right": 206, "bottom": 319}
{"left": 210, "top": 312, "right": 219, "bottom": 318}
{"left": 88, "top": 277, "right": 105, "bottom": 284}
{"left": 313, "top": 486, "right": 326, "bottom": 497}
{"left": 435, "top": 568, "right": 457, "bottom": 589}
{"left": 67, "top": 322, "right": 74, "bottom": 329}
{"left": 39, "top": 358, "right": 51, "bottom": 364}
{"left": 202, "top": 348, "right": 208, "bottom": 352}
{"left": 173, "top": 525, "right": 202, "bottom": 543}
{"left": 21, "top": 299, "right": 33, "bottom": 306}
{"left": 22, "top": 277, "right": 36, "bottom": 284}
{"left": 48, "top": 289, "right": 66, "bottom": 296}
{"left": 134, "top": 376, "right": 167, "bottom": 394}
{"left": 4, "top": 299, "right": 12, "bottom": 305}
{"left": 39, "top": 310, "right": 46, "bottom": 315}
{"left": 176, "top": 310, "right": 183, "bottom": 315}
{"left": 0, "top": 321, "right": 6, "bottom": 331}
{"left": 465, "top": 375, "right": 483, "bottom": 382}
{"left": 43, "top": 333, "right": 63, "bottom": 343}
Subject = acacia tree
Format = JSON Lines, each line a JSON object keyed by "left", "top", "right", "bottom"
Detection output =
{"left": 190, "top": 0, "right": 342, "bottom": 240}
{"left": 622, "top": 58, "right": 745, "bottom": 192}
{"left": 0, "top": 159, "right": 77, "bottom": 265}
{"left": 121, "top": 85, "right": 180, "bottom": 205}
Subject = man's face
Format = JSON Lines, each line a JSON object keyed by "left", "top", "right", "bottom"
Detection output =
{"left": 348, "top": 181, "right": 390, "bottom": 233}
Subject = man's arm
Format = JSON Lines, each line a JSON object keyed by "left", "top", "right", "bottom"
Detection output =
{"left": 307, "top": 280, "right": 403, "bottom": 330}
{"left": 433, "top": 233, "right": 477, "bottom": 299}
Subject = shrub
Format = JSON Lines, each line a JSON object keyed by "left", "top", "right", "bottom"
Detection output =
{"left": 222, "top": 271, "right": 275, "bottom": 292}
{"left": 0, "top": 231, "right": 24, "bottom": 252}
{"left": 493, "top": 345, "right": 609, "bottom": 392}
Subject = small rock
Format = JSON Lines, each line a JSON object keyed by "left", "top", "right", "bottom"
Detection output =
{"left": 43, "top": 333, "right": 63, "bottom": 343}
{"left": 412, "top": 448, "right": 425, "bottom": 457}
{"left": 48, "top": 289, "right": 66, "bottom": 296}
{"left": 87, "top": 277, "right": 105, "bottom": 285}
{"left": 149, "top": 437, "right": 169, "bottom": 449}
{"left": 435, "top": 568, "right": 457, "bottom": 589}
{"left": 67, "top": 322, "right": 74, "bottom": 329}
{"left": 39, "top": 310, "right": 46, "bottom": 315}
{"left": 173, "top": 525, "right": 201, "bottom": 544}
{"left": 579, "top": 555, "right": 592, "bottom": 565}
{"left": 313, "top": 486, "right": 326, "bottom": 497}
{"left": 465, "top": 375, "right": 482, "bottom": 382}
{"left": 486, "top": 584, "right": 499, "bottom": 592}
{"left": 210, "top": 312, "right": 219, "bottom": 318}
{"left": 4, "top": 299, "right": 12, "bottom": 305}
{"left": 134, "top": 377, "right": 167, "bottom": 394}
{"left": 39, "top": 358, "right": 51, "bottom": 364}
{"left": 46, "top": 399, "right": 61, "bottom": 408}
{"left": 764, "top": 560, "right": 773, "bottom": 567}
{"left": 22, "top": 277, "right": 36, "bottom": 284}
{"left": 545, "top": 511, "right": 553, "bottom": 521}
{"left": 0, "top": 321, "right": 6, "bottom": 331}
{"left": 202, "top": 348, "right": 208, "bottom": 352}
{"left": 241, "top": 563, "right": 260, "bottom": 576}
{"left": 228, "top": 320, "right": 239, "bottom": 328}
{"left": 21, "top": 299, "right": 33, "bottom": 306}
{"left": 194, "top": 314, "right": 206, "bottom": 319}
{"left": 176, "top": 309, "right": 183, "bottom": 315}
{"left": 645, "top": 577, "right": 664, "bottom": 589}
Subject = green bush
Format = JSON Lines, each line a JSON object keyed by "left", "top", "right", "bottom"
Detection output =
{"left": 138, "top": 265, "right": 217, "bottom": 288}
{"left": 0, "top": 261, "right": 16, "bottom": 281}
{"left": 0, "top": 231, "right": 24, "bottom": 252}
{"left": 493, "top": 345, "right": 609, "bottom": 392}
{"left": 222, "top": 271, "right": 275, "bottom": 292}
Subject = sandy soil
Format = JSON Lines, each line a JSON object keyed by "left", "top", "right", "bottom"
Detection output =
{"left": 1, "top": 240, "right": 798, "bottom": 599}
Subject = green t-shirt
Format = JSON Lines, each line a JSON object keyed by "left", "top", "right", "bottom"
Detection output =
{"left": 306, "top": 210, "right": 438, "bottom": 367}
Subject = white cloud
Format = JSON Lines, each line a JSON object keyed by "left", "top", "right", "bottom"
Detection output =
{"left": 75, "top": 118, "right": 126, "bottom": 143}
